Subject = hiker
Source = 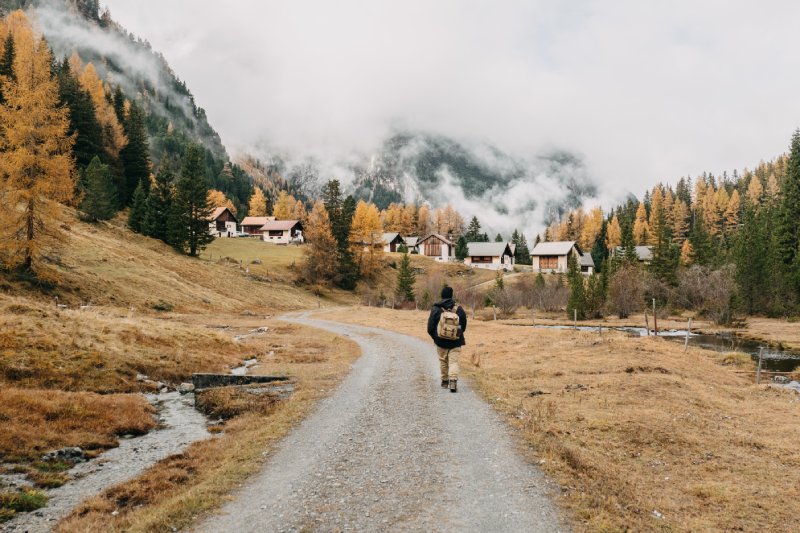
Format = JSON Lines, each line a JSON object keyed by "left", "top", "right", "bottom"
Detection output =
{"left": 427, "top": 286, "right": 467, "bottom": 393}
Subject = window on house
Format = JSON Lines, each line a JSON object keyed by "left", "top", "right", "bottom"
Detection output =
{"left": 268, "top": 230, "right": 283, "bottom": 237}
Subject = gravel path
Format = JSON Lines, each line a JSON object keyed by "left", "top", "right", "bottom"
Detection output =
{"left": 196, "top": 313, "right": 567, "bottom": 532}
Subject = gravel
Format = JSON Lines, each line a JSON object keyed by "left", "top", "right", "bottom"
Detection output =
{"left": 195, "top": 314, "right": 567, "bottom": 532}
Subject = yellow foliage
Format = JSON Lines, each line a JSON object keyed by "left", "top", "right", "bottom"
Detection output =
{"left": 272, "top": 191, "right": 300, "bottom": 220}
{"left": 207, "top": 190, "right": 236, "bottom": 216}
{"left": 633, "top": 201, "right": 649, "bottom": 245}
{"left": 247, "top": 188, "right": 267, "bottom": 217}
{"left": 680, "top": 239, "right": 695, "bottom": 266}
{"left": 78, "top": 62, "right": 127, "bottom": 158}
{"left": 724, "top": 189, "right": 741, "bottom": 235}
{"left": 349, "top": 200, "right": 383, "bottom": 277}
{"left": 605, "top": 215, "right": 622, "bottom": 251}
{"left": 0, "top": 15, "right": 74, "bottom": 275}
{"left": 647, "top": 187, "right": 664, "bottom": 245}
{"left": 579, "top": 207, "right": 603, "bottom": 249}
{"left": 746, "top": 176, "right": 763, "bottom": 206}
{"left": 303, "top": 201, "right": 338, "bottom": 283}
{"left": 672, "top": 200, "right": 689, "bottom": 244}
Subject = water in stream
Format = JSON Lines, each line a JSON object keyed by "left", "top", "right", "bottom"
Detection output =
{"left": 528, "top": 325, "right": 800, "bottom": 372}
{"left": 1, "top": 392, "right": 210, "bottom": 533}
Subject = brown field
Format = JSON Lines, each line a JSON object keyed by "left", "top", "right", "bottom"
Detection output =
{"left": 318, "top": 306, "right": 800, "bottom": 532}
{"left": 56, "top": 319, "right": 360, "bottom": 533}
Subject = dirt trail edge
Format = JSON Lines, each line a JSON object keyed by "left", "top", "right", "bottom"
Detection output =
{"left": 195, "top": 312, "right": 567, "bottom": 533}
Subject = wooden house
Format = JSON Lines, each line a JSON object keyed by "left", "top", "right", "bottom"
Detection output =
{"left": 612, "top": 246, "right": 653, "bottom": 264}
{"left": 382, "top": 232, "right": 406, "bottom": 253}
{"left": 240, "top": 216, "right": 275, "bottom": 236}
{"left": 530, "top": 241, "right": 583, "bottom": 273}
{"left": 580, "top": 253, "right": 595, "bottom": 275}
{"left": 417, "top": 234, "right": 454, "bottom": 262}
{"left": 260, "top": 220, "right": 304, "bottom": 244}
{"left": 464, "top": 242, "right": 515, "bottom": 271}
{"left": 404, "top": 236, "right": 420, "bottom": 254}
{"left": 208, "top": 207, "right": 238, "bottom": 238}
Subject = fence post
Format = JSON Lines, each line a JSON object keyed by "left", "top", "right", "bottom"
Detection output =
{"left": 644, "top": 309, "right": 650, "bottom": 336}
{"left": 756, "top": 347, "right": 764, "bottom": 384}
{"left": 493, "top": 306, "right": 497, "bottom": 321}
{"left": 574, "top": 309, "right": 577, "bottom": 330}
{"left": 652, "top": 298, "right": 658, "bottom": 336}
{"left": 684, "top": 318, "right": 692, "bottom": 353}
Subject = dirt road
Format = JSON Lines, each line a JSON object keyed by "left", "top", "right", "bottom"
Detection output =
{"left": 196, "top": 313, "right": 566, "bottom": 532}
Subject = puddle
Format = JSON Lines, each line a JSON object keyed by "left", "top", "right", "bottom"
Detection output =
{"left": 2, "top": 392, "right": 210, "bottom": 533}
{"left": 527, "top": 325, "right": 800, "bottom": 372}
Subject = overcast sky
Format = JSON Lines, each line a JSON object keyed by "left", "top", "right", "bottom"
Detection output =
{"left": 101, "top": 0, "right": 800, "bottom": 198}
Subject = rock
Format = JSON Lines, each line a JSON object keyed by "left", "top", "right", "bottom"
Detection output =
{"left": 178, "top": 383, "right": 195, "bottom": 394}
{"left": 160, "top": 387, "right": 169, "bottom": 394}
{"left": 251, "top": 258, "right": 263, "bottom": 265}
{"left": 242, "top": 310, "right": 255, "bottom": 316}
{"left": 42, "top": 446, "right": 86, "bottom": 463}
{"left": 773, "top": 375, "right": 790, "bottom": 384}
{"left": 256, "top": 326, "right": 269, "bottom": 333}
{"left": 136, "top": 373, "right": 149, "bottom": 382}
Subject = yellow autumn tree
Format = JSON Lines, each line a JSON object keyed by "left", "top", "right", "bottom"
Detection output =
{"left": 207, "top": 189, "right": 236, "bottom": 215}
{"left": 765, "top": 173, "right": 780, "bottom": 202}
{"left": 401, "top": 203, "right": 417, "bottom": 235}
{"left": 579, "top": 207, "right": 603, "bottom": 249}
{"left": 663, "top": 189, "right": 674, "bottom": 228}
{"left": 381, "top": 203, "right": 404, "bottom": 232}
{"left": 723, "top": 189, "right": 741, "bottom": 235}
{"left": 605, "top": 214, "right": 622, "bottom": 251}
{"left": 416, "top": 204, "right": 432, "bottom": 236}
{"left": 349, "top": 200, "right": 383, "bottom": 277}
{"left": 272, "top": 190, "right": 297, "bottom": 219}
{"left": 680, "top": 239, "right": 695, "bottom": 266}
{"left": 0, "top": 16, "right": 75, "bottom": 275}
{"left": 247, "top": 187, "right": 268, "bottom": 216}
{"left": 292, "top": 199, "right": 307, "bottom": 221}
{"left": 671, "top": 200, "right": 689, "bottom": 244}
{"left": 632, "top": 201, "right": 649, "bottom": 245}
{"left": 746, "top": 176, "right": 763, "bottom": 206}
{"left": 303, "top": 200, "right": 338, "bottom": 283}
{"left": 78, "top": 61, "right": 127, "bottom": 158}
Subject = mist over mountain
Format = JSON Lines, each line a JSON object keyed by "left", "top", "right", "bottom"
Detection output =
{"left": 252, "top": 131, "right": 599, "bottom": 237}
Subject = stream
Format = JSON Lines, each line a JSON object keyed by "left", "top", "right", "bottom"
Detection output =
{"left": 2, "top": 392, "right": 210, "bottom": 533}
{"left": 527, "top": 325, "right": 800, "bottom": 372}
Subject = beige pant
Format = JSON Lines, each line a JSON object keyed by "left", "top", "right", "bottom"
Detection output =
{"left": 436, "top": 346, "right": 461, "bottom": 381}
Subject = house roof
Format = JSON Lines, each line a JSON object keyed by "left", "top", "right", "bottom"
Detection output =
{"left": 382, "top": 232, "right": 404, "bottom": 244}
{"left": 580, "top": 253, "right": 595, "bottom": 268}
{"left": 259, "top": 220, "right": 302, "bottom": 231}
{"left": 405, "top": 236, "right": 419, "bottom": 247}
{"left": 240, "top": 216, "right": 275, "bottom": 227}
{"left": 207, "top": 206, "right": 237, "bottom": 222}
{"left": 418, "top": 233, "right": 454, "bottom": 246}
{"left": 467, "top": 242, "right": 513, "bottom": 257}
{"left": 530, "top": 241, "right": 581, "bottom": 256}
{"left": 614, "top": 246, "right": 653, "bottom": 261}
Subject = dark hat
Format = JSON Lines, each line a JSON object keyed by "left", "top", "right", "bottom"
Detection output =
{"left": 441, "top": 286, "right": 453, "bottom": 299}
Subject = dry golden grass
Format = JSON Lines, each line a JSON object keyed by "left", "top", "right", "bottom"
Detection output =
{"left": 0, "top": 388, "right": 155, "bottom": 464}
{"left": 737, "top": 317, "right": 800, "bottom": 350}
{"left": 320, "top": 306, "right": 800, "bottom": 532}
{"left": 56, "top": 320, "right": 360, "bottom": 533}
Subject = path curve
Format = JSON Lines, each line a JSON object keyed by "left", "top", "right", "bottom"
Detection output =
{"left": 196, "top": 313, "right": 566, "bottom": 532}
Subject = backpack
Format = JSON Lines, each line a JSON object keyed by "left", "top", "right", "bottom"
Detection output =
{"left": 437, "top": 307, "right": 461, "bottom": 341}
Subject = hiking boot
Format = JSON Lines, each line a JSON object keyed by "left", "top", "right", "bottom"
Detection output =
{"left": 449, "top": 379, "right": 458, "bottom": 393}
{"left": 441, "top": 379, "right": 449, "bottom": 389}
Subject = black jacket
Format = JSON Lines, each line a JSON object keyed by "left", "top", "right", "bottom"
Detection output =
{"left": 427, "top": 298, "right": 468, "bottom": 349}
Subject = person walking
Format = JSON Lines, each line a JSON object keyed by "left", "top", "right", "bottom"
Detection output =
{"left": 427, "top": 286, "right": 467, "bottom": 392}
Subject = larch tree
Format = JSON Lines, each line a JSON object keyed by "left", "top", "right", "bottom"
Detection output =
{"left": 272, "top": 190, "right": 298, "bottom": 219}
{"left": 57, "top": 57, "right": 103, "bottom": 171}
{"left": 401, "top": 203, "right": 417, "bottom": 235}
{"left": 0, "top": 21, "right": 75, "bottom": 275}
{"left": 723, "top": 189, "right": 741, "bottom": 236}
{"left": 247, "top": 187, "right": 267, "bottom": 216}
{"left": 416, "top": 204, "right": 432, "bottom": 236}
{"left": 77, "top": 61, "right": 127, "bottom": 159}
{"left": 671, "top": 200, "right": 689, "bottom": 244}
{"left": 207, "top": 189, "right": 236, "bottom": 215}
{"left": 746, "top": 176, "right": 763, "bottom": 207}
{"left": 349, "top": 200, "right": 383, "bottom": 278}
{"left": 647, "top": 187, "right": 664, "bottom": 245}
{"left": 303, "top": 200, "right": 338, "bottom": 284}
{"left": 765, "top": 173, "right": 780, "bottom": 203}
{"left": 632, "top": 201, "right": 649, "bottom": 245}
{"left": 680, "top": 239, "right": 695, "bottom": 266}
{"left": 605, "top": 214, "right": 622, "bottom": 251}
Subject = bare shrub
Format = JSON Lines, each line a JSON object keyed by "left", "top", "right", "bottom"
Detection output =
{"left": 607, "top": 264, "right": 645, "bottom": 318}
{"left": 529, "top": 275, "right": 569, "bottom": 312}
{"left": 677, "top": 265, "right": 736, "bottom": 324}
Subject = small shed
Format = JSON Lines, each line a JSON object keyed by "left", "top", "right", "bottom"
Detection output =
{"left": 382, "top": 232, "right": 406, "bottom": 253}
{"left": 580, "top": 253, "right": 595, "bottom": 275}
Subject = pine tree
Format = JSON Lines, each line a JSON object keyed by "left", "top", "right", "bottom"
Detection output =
{"left": 396, "top": 252, "right": 416, "bottom": 302}
{"left": 494, "top": 233, "right": 503, "bottom": 242}
{"left": 57, "top": 57, "right": 102, "bottom": 171}
{"left": 465, "top": 216, "right": 483, "bottom": 242}
{"left": 119, "top": 101, "right": 150, "bottom": 205}
{"left": 170, "top": 144, "right": 213, "bottom": 256}
{"left": 455, "top": 236, "right": 468, "bottom": 261}
{"left": 511, "top": 229, "right": 531, "bottom": 265}
{"left": 247, "top": 187, "right": 268, "bottom": 216}
{"left": 0, "top": 21, "right": 75, "bottom": 275}
{"left": 566, "top": 254, "right": 586, "bottom": 320}
{"left": 128, "top": 179, "right": 147, "bottom": 232}
{"left": 0, "top": 33, "right": 15, "bottom": 104}
{"left": 79, "top": 156, "right": 117, "bottom": 221}
{"left": 143, "top": 168, "right": 173, "bottom": 242}
{"left": 776, "top": 129, "right": 800, "bottom": 294}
